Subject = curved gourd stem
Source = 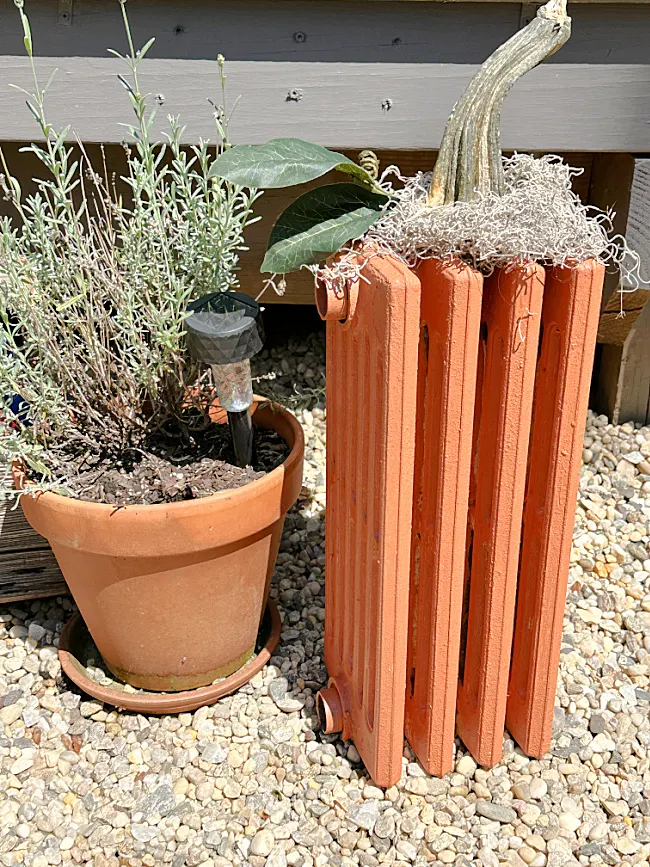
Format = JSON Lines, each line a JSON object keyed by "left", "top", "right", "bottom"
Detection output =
{"left": 428, "top": 0, "right": 571, "bottom": 207}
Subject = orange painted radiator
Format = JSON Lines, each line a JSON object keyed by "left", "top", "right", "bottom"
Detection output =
{"left": 404, "top": 259, "right": 484, "bottom": 778}
{"left": 455, "top": 263, "right": 545, "bottom": 768}
{"left": 315, "top": 255, "right": 421, "bottom": 788}
{"left": 316, "top": 255, "right": 604, "bottom": 781}
{"left": 507, "top": 260, "right": 604, "bottom": 757}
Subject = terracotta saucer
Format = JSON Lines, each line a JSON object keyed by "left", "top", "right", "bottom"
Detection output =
{"left": 58, "top": 600, "right": 281, "bottom": 714}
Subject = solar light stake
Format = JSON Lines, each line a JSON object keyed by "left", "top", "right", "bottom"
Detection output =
{"left": 226, "top": 408, "right": 254, "bottom": 469}
{"left": 185, "top": 293, "right": 264, "bottom": 468}
{"left": 211, "top": 360, "right": 255, "bottom": 468}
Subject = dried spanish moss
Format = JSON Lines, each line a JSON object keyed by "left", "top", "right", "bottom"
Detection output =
{"left": 310, "top": 154, "right": 643, "bottom": 295}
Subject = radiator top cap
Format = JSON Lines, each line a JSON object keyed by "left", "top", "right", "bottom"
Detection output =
{"left": 184, "top": 291, "right": 264, "bottom": 366}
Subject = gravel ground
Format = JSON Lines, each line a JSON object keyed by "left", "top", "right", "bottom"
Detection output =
{"left": 1, "top": 328, "right": 650, "bottom": 867}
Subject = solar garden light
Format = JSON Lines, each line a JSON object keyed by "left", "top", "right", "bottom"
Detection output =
{"left": 185, "top": 292, "right": 264, "bottom": 468}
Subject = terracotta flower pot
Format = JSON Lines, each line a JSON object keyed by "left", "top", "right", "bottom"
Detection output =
{"left": 15, "top": 401, "right": 304, "bottom": 692}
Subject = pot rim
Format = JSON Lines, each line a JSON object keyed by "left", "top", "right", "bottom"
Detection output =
{"left": 13, "top": 397, "right": 304, "bottom": 516}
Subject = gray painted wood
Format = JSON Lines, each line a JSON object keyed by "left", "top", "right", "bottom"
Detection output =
{"left": 0, "top": 0, "right": 521, "bottom": 64}
{"left": 1, "top": 57, "right": 650, "bottom": 149}
{"left": 0, "top": 1, "right": 649, "bottom": 148}
{"left": 2, "top": 2, "right": 650, "bottom": 66}
{"left": 608, "top": 160, "right": 650, "bottom": 424}
{"left": 593, "top": 157, "right": 650, "bottom": 423}
{"left": 625, "top": 161, "right": 650, "bottom": 289}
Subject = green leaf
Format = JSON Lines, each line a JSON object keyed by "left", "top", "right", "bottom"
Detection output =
{"left": 117, "top": 74, "right": 135, "bottom": 96}
{"left": 138, "top": 37, "right": 156, "bottom": 59}
{"left": 42, "top": 69, "right": 58, "bottom": 96}
{"left": 25, "top": 101, "right": 41, "bottom": 124}
{"left": 262, "top": 183, "right": 388, "bottom": 273}
{"left": 208, "top": 138, "right": 377, "bottom": 190}
{"left": 18, "top": 7, "right": 33, "bottom": 58}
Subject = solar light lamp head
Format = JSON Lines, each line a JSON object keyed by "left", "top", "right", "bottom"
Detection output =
{"left": 185, "top": 292, "right": 264, "bottom": 413}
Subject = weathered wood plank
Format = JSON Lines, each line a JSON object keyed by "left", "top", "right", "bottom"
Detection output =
{"left": 0, "top": 0, "right": 649, "bottom": 151}
{"left": 598, "top": 304, "right": 650, "bottom": 425}
{"left": 592, "top": 157, "right": 650, "bottom": 423}
{"left": 0, "top": 548, "right": 67, "bottom": 605}
{"left": 0, "top": 0, "right": 520, "bottom": 63}
{"left": 589, "top": 153, "right": 637, "bottom": 313}
{"left": 616, "top": 304, "right": 650, "bottom": 425}
{"left": 624, "top": 160, "right": 650, "bottom": 288}
{"left": 597, "top": 288, "right": 650, "bottom": 345}
{"left": 0, "top": 472, "right": 67, "bottom": 602}
{"left": 6, "top": 2, "right": 650, "bottom": 66}
{"left": 3, "top": 1, "right": 650, "bottom": 67}
{"left": 0, "top": 571, "right": 67, "bottom": 605}
{"left": 595, "top": 157, "right": 650, "bottom": 344}
{"left": 0, "top": 503, "right": 50, "bottom": 554}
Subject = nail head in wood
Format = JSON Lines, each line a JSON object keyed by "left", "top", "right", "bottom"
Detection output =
{"left": 58, "top": 0, "right": 73, "bottom": 26}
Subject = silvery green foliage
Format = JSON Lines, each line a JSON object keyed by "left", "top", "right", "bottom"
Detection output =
{"left": 0, "top": 1, "right": 261, "bottom": 496}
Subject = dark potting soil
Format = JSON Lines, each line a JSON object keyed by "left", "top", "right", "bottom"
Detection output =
{"left": 57, "top": 423, "right": 289, "bottom": 506}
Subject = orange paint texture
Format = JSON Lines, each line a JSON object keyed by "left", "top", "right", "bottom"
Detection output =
{"left": 405, "top": 259, "right": 483, "bottom": 777}
{"left": 456, "top": 263, "right": 545, "bottom": 768}
{"left": 319, "top": 254, "right": 604, "bottom": 777}
{"left": 507, "top": 260, "right": 605, "bottom": 757}
{"left": 317, "top": 255, "right": 421, "bottom": 788}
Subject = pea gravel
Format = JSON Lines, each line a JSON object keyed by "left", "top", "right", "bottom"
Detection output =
{"left": 1, "top": 327, "right": 650, "bottom": 867}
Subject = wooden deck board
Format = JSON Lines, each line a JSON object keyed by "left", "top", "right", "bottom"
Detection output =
{"left": 0, "top": 534, "right": 67, "bottom": 605}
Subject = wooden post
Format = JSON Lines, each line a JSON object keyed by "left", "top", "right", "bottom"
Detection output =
{"left": 591, "top": 155, "right": 650, "bottom": 424}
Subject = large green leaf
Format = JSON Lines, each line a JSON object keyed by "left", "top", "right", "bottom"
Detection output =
{"left": 261, "top": 183, "right": 388, "bottom": 273}
{"left": 209, "top": 138, "right": 379, "bottom": 190}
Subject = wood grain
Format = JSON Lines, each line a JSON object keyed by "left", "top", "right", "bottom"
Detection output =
{"left": 591, "top": 156, "right": 650, "bottom": 423}
{"left": 0, "top": 555, "right": 67, "bottom": 605}
{"left": 588, "top": 153, "right": 636, "bottom": 312}
{"left": 616, "top": 304, "right": 650, "bottom": 424}
{"left": 0, "top": 56, "right": 649, "bottom": 151}
{"left": 0, "top": 502, "right": 67, "bottom": 603}
{"left": 597, "top": 289, "right": 650, "bottom": 346}
{"left": 0, "top": 503, "right": 51, "bottom": 554}
{"left": 4, "top": 2, "right": 649, "bottom": 66}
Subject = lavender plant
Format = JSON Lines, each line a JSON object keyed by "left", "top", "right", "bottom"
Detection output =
{"left": 0, "top": 0, "right": 261, "bottom": 495}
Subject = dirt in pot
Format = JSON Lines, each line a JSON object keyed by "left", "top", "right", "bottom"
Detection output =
{"left": 49, "top": 421, "right": 290, "bottom": 506}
